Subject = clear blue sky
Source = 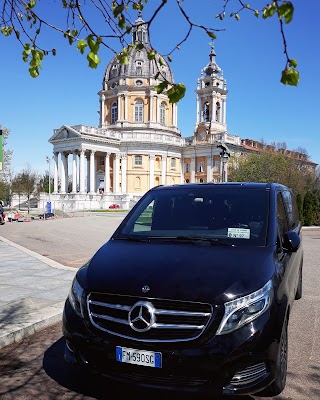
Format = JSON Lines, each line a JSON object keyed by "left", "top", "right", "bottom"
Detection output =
{"left": 1, "top": 0, "right": 319, "bottom": 175}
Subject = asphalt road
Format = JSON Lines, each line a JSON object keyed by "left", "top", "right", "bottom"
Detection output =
{"left": 0, "top": 216, "right": 319, "bottom": 399}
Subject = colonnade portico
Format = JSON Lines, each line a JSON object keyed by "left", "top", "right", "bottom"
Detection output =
{"left": 52, "top": 149, "right": 123, "bottom": 195}
{"left": 52, "top": 149, "right": 182, "bottom": 196}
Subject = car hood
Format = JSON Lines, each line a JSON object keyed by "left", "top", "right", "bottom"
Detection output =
{"left": 78, "top": 239, "right": 276, "bottom": 305}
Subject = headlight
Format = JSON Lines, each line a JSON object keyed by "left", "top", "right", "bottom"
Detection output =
{"left": 216, "top": 280, "right": 273, "bottom": 335}
{"left": 68, "top": 277, "right": 84, "bottom": 318}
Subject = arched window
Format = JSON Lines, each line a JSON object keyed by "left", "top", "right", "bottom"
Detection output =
{"left": 135, "top": 99, "right": 144, "bottom": 122}
{"left": 215, "top": 102, "right": 221, "bottom": 122}
{"left": 111, "top": 102, "right": 118, "bottom": 124}
{"left": 160, "top": 102, "right": 166, "bottom": 125}
{"left": 203, "top": 102, "right": 210, "bottom": 122}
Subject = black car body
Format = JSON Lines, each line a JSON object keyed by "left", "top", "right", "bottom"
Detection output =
{"left": 62, "top": 182, "right": 303, "bottom": 396}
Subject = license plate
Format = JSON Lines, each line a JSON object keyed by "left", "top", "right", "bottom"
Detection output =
{"left": 116, "top": 346, "right": 162, "bottom": 368}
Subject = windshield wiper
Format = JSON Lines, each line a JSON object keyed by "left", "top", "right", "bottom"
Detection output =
{"left": 148, "top": 236, "right": 235, "bottom": 247}
{"left": 115, "top": 236, "right": 150, "bottom": 242}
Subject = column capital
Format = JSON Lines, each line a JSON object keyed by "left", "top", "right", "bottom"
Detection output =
{"left": 149, "top": 154, "right": 156, "bottom": 161}
{"left": 115, "top": 153, "right": 122, "bottom": 159}
{"left": 105, "top": 152, "right": 111, "bottom": 158}
{"left": 90, "top": 149, "right": 96, "bottom": 155}
{"left": 121, "top": 153, "right": 127, "bottom": 160}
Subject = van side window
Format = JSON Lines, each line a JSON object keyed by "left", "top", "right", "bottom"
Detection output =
{"left": 277, "top": 193, "right": 289, "bottom": 243}
{"left": 282, "top": 190, "right": 299, "bottom": 229}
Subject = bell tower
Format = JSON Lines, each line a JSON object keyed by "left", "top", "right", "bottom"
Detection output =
{"left": 194, "top": 43, "right": 228, "bottom": 142}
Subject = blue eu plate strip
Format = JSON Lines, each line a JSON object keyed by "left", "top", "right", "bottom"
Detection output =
{"left": 155, "top": 352, "right": 162, "bottom": 368}
{"left": 116, "top": 347, "right": 122, "bottom": 362}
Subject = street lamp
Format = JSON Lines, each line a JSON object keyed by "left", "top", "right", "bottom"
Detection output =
{"left": 46, "top": 156, "right": 51, "bottom": 202}
{"left": 217, "top": 144, "right": 230, "bottom": 183}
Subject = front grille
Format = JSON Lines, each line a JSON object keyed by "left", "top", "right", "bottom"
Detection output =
{"left": 229, "top": 362, "right": 267, "bottom": 386}
{"left": 87, "top": 293, "right": 214, "bottom": 342}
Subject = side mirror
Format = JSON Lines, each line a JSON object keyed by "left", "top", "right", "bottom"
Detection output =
{"left": 283, "top": 231, "right": 300, "bottom": 253}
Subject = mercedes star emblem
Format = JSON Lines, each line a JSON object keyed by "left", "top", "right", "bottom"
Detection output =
{"left": 142, "top": 285, "right": 150, "bottom": 293}
{"left": 128, "top": 301, "right": 156, "bottom": 332}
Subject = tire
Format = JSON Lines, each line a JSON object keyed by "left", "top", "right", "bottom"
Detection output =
{"left": 264, "top": 319, "right": 288, "bottom": 397}
{"left": 295, "top": 263, "right": 303, "bottom": 300}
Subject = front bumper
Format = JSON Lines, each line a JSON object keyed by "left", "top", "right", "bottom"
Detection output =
{"left": 62, "top": 299, "right": 279, "bottom": 396}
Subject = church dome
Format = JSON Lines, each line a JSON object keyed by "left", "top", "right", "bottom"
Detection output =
{"left": 103, "top": 14, "right": 174, "bottom": 87}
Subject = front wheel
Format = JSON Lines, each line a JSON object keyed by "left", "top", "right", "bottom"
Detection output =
{"left": 264, "top": 318, "right": 288, "bottom": 396}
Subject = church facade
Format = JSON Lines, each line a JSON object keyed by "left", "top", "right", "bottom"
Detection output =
{"left": 46, "top": 16, "right": 246, "bottom": 211}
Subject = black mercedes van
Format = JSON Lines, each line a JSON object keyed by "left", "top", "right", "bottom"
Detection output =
{"left": 63, "top": 182, "right": 303, "bottom": 396}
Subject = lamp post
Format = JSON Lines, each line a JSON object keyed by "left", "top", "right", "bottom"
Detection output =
{"left": 217, "top": 144, "right": 230, "bottom": 183}
{"left": 46, "top": 156, "right": 51, "bottom": 202}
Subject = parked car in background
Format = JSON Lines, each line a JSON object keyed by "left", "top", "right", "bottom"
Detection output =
{"left": 109, "top": 203, "right": 120, "bottom": 209}
{"left": 63, "top": 182, "right": 303, "bottom": 397}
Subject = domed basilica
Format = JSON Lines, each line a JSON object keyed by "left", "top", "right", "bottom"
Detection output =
{"left": 47, "top": 14, "right": 244, "bottom": 211}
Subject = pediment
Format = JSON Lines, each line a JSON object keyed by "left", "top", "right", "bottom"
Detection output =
{"left": 49, "top": 125, "right": 82, "bottom": 142}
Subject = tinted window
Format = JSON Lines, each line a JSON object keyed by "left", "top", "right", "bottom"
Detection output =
{"left": 282, "top": 190, "right": 299, "bottom": 229}
{"left": 116, "top": 186, "right": 269, "bottom": 246}
{"left": 277, "top": 192, "right": 289, "bottom": 238}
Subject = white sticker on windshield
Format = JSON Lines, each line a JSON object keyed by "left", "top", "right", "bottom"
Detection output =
{"left": 227, "top": 228, "right": 250, "bottom": 239}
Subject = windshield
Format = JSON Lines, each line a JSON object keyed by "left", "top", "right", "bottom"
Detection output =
{"left": 115, "top": 186, "right": 269, "bottom": 246}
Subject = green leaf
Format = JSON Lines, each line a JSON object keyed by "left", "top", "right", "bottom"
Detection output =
{"left": 289, "top": 58, "right": 298, "bottom": 68}
{"left": 167, "top": 55, "right": 172, "bottom": 62}
{"left": 235, "top": 14, "right": 240, "bottom": 21}
{"left": 29, "top": 0, "right": 36, "bottom": 9}
{"left": 29, "top": 67, "right": 39, "bottom": 78}
{"left": 155, "top": 81, "right": 168, "bottom": 94}
{"left": 87, "top": 52, "right": 101, "bottom": 68}
{"left": 167, "top": 83, "right": 186, "bottom": 103}
{"left": 52, "top": 48, "right": 56, "bottom": 56}
{"left": 263, "top": 2, "right": 276, "bottom": 19}
{"left": 117, "top": 51, "right": 129, "bottom": 64}
{"left": 207, "top": 31, "right": 217, "bottom": 40}
{"left": 277, "top": 2, "right": 294, "bottom": 24}
{"left": 118, "top": 14, "right": 126, "bottom": 29}
{"left": 77, "top": 39, "right": 87, "bottom": 54}
{"left": 87, "top": 35, "right": 99, "bottom": 53}
{"left": 254, "top": 10, "right": 259, "bottom": 18}
{"left": 113, "top": 4, "right": 124, "bottom": 18}
{"left": 280, "top": 68, "right": 299, "bottom": 86}
{"left": 148, "top": 50, "right": 157, "bottom": 60}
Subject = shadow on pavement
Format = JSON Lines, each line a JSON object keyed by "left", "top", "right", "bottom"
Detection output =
{"left": 43, "top": 336, "right": 254, "bottom": 400}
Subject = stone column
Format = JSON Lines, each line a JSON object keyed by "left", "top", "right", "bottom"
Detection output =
{"left": 60, "top": 152, "right": 66, "bottom": 193}
{"left": 121, "top": 154, "right": 127, "bottom": 193}
{"left": 161, "top": 155, "right": 167, "bottom": 185}
{"left": 104, "top": 152, "right": 110, "bottom": 193}
{"left": 190, "top": 156, "right": 196, "bottom": 183}
{"left": 149, "top": 93, "right": 154, "bottom": 122}
{"left": 212, "top": 98, "right": 216, "bottom": 122}
{"left": 196, "top": 95, "right": 200, "bottom": 123}
{"left": 149, "top": 154, "right": 155, "bottom": 189}
{"left": 101, "top": 94, "right": 105, "bottom": 126}
{"left": 207, "top": 155, "right": 212, "bottom": 183}
{"left": 180, "top": 157, "right": 184, "bottom": 184}
{"left": 53, "top": 152, "right": 59, "bottom": 193}
{"left": 156, "top": 95, "right": 159, "bottom": 123}
{"left": 72, "top": 151, "right": 77, "bottom": 193}
{"left": 89, "top": 150, "right": 96, "bottom": 193}
{"left": 79, "top": 150, "right": 85, "bottom": 193}
{"left": 124, "top": 94, "right": 128, "bottom": 121}
{"left": 117, "top": 94, "right": 122, "bottom": 121}
{"left": 86, "top": 154, "right": 90, "bottom": 192}
{"left": 173, "top": 103, "right": 178, "bottom": 127}
{"left": 223, "top": 99, "right": 227, "bottom": 124}
{"left": 113, "top": 153, "right": 120, "bottom": 193}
